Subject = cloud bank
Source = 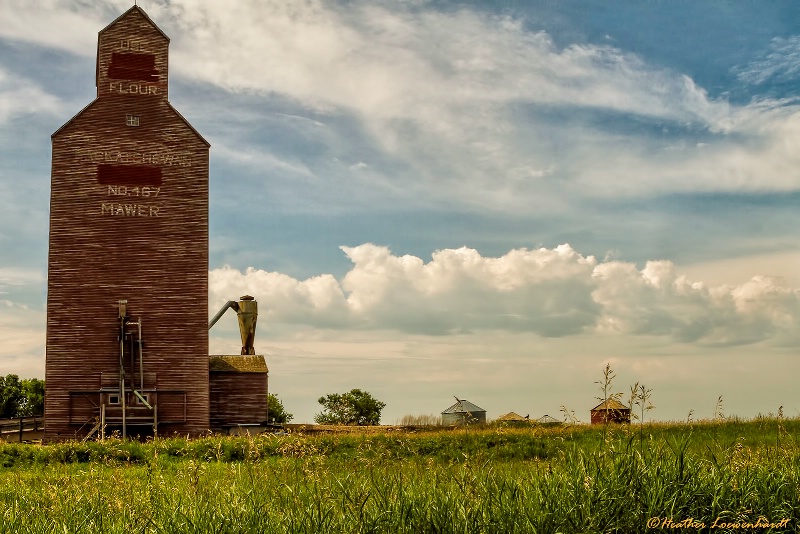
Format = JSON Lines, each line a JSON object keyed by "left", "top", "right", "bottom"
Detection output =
{"left": 5, "top": 0, "right": 799, "bottom": 216}
{"left": 210, "top": 244, "right": 800, "bottom": 347}
{"left": 156, "top": 0, "right": 800, "bottom": 206}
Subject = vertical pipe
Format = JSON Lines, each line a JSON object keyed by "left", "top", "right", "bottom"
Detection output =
{"left": 121, "top": 316, "right": 126, "bottom": 440}
{"left": 122, "top": 390, "right": 126, "bottom": 440}
{"left": 129, "top": 329, "right": 135, "bottom": 388}
{"left": 119, "top": 316, "right": 125, "bottom": 398}
{"left": 101, "top": 403, "right": 106, "bottom": 441}
{"left": 138, "top": 319, "right": 144, "bottom": 392}
{"left": 117, "top": 300, "right": 128, "bottom": 440}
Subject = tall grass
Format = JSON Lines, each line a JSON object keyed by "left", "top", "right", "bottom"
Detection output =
{"left": 1, "top": 420, "right": 798, "bottom": 533}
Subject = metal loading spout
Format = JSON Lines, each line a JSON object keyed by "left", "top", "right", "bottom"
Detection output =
{"left": 208, "top": 295, "right": 258, "bottom": 355}
{"left": 237, "top": 295, "right": 258, "bottom": 355}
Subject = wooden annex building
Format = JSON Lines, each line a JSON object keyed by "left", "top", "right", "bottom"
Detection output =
{"left": 45, "top": 6, "right": 267, "bottom": 442}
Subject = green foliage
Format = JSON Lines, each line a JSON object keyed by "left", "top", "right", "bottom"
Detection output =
{"left": 314, "top": 388, "right": 386, "bottom": 426}
{"left": 267, "top": 393, "right": 293, "bottom": 424}
{"left": 0, "top": 375, "right": 45, "bottom": 418}
{"left": 0, "top": 375, "right": 22, "bottom": 419}
{"left": 18, "top": 378, "right": 45, "bottom": 417}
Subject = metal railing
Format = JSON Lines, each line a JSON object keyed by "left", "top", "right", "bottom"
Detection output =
{"left": 0, "top": 416, "right": 43, "bottom": 442}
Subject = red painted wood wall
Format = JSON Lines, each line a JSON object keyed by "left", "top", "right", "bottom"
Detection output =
{"left": 210, "top": 372, "right": 269, "bottom": 428}
{"left": 45, "top": 7, "right": 210, "bottom": 441}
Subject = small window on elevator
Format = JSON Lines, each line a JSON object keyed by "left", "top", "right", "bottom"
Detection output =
{"left": 126, "top": 114, "right": 140, "bottom": 127}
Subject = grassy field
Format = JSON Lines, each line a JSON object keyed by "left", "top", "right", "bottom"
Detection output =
{"left": 0, "top": 418, "right": 798, "bottom": 533}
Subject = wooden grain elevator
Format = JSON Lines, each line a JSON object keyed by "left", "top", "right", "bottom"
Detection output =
{"left": 45, "top": 6, "right": 267, "bottom": 442}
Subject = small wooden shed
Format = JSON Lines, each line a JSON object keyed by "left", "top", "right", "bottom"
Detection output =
{"left": 590, "top": 398, "right": 630, "bottom": 425}
{"left": 442, "top": 399, "right": 486, "bottom": 426}
{"left": 209, "top": 355, "right": 269, "bottom": 430}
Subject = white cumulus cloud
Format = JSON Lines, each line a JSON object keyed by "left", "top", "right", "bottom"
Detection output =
{"left": 209, "top": 244, "right": 800, "bottom": 346}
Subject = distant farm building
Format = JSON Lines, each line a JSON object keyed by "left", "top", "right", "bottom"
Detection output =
{"left": 442, "top": 399, "right": 486, "bottom": 426}
{"left": 590, "top": 399, "right": 631, "bottom": 425}
{"left": 496, "top": 412, "right": 529, "bottom": 424}
{"left": 536, "top": 414, "right": 561, "bottom": 425}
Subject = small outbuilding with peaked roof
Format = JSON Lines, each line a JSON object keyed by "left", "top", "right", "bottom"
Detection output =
{"left": 496, "top": 412, "right": 529, "bottom": 424}
{"left": 536, "top": 414, "right": 561, "bottom": 425}
{"left": 442, "top": 399, "right": 487, "bottom": 426}
{"left": 590, "top": 399, "right": 631, "bottom": 424}
{"left": 209, "top": 355, "right": 269, "bottom": 429}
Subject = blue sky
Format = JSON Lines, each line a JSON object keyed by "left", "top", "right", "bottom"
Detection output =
{"left": 2, "top": 0, "right": 800, "bottom": 424}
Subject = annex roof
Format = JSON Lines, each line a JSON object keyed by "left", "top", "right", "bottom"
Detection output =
{"left": 209, "top": 355, "right": 268, "bottom": 373}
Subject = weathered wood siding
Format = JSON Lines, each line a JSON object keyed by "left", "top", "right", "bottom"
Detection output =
{"left": 209, "top": 372, "right": 268, "bottom": 428}
{"left": 45, "top": 7, "right": 210, "bottom": 441}
{"left": 590, "top": 408, "right": 631, "bottom": 425}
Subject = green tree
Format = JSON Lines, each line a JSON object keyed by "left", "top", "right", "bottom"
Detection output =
{"left": 19, "top": 378, "right": 45, "bottom": 417}
{"left": 0, "top": 374, "right": 23, "bottom": 419}
{"left": 267, "top": 393, "right": 293, "bottom": 424}
{"left": 314, "top": 388, "right": 386, "bottom": 426}
{"left": 0, "top": 375, "right": 45, "bottom": 418}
